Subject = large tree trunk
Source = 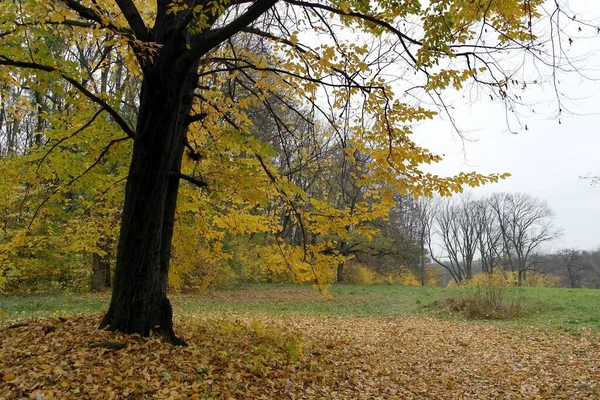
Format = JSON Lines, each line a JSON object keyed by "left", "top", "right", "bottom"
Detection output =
{"left": 94, "top": 0, "right": 277, "bottom": 344}
{"left": 99, "top": 40, "right": 196, "bottom": 343}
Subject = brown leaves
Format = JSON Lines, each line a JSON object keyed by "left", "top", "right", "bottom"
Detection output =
{"left": 86, "top": 342, "right": 127, "bottom": 350}
{"left": 1, "top": 314, "right": 599, "bottom": 399}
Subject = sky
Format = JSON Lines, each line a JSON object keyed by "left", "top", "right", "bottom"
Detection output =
{"left": 413, "top": 0, "right": 600, "bottom": 252}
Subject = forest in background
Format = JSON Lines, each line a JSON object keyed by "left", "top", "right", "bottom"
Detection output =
{"left": 0, "top": 0, "right": 598, "bottom": 299}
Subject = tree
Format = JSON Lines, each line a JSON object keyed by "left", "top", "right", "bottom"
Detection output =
{"left": 425, "top": 192, "right": 562, "bottom": 286}
{"left": 0, "top": 29, "right": 136, "bottom": 293}
{"left": 473, "top": 198, "right": 502, "bottom": 275}
{"left": 0, "top": 0, "right": 584, "bottom": 341}
{"left": 554, "top": 249, "right": 587, "bottom": 288}
{"left": 410, "top": 196, "right": 437, "bottom": 286}
{"left": 489, "top": 193, "right": 561, "bottom": 285}
{"left": 430, "top": 196, "right": 480, "bottom": 284}
{"left": 582, "top": 249, "right": 600, "bottom": 288}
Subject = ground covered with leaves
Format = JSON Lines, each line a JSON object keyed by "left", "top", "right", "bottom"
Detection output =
{"left": 1, "top": 313, "right": 598, "bottom": 399}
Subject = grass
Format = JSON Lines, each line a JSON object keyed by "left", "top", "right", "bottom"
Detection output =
{"left": 1, "top": 284, "right": 600, "bottom": 332}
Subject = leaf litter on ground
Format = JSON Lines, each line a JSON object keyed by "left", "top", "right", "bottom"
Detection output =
{"left": 1, "top": 313, "right": 599, "bottom": 399}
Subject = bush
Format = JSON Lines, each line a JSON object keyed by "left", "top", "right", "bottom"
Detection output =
{"left": 343, "top": 264, "right": 426, "bottom": 286}
{"left": 344, "top": 263, "right": 376, "bottom": 284}
{"left": 394, "top": 268, "right": 421, "bottom": 286}
{"left": 433, "top": 285, "right": 526, "bottom": 320}
{"left": 423, "top": 266, "right": 443, "bottom": 286}
{"left": 3, "top": 252, "right": 90, "bottom": 294}
{"left": 449, "top": 270, "right": 561, "bottom": 288}
{"left": 469, "top": 271, "right": 514, "bottom": 287}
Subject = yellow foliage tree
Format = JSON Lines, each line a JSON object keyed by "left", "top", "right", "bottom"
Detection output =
{"left": 0, "top": 0, "right": 581, "bottom": 341}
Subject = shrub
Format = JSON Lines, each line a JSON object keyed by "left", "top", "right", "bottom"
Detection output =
{"left": 344, "top": 264, "right": 424, "bottom": 286}
{"left": 395, "top": 268, "right": 420, "bottom": 286}
{"left": 449, "top": 270, "right": 561, "bottom": 288}
{"left": 4, "top": 251, "right": 90, "bottom": 294}
{"left": 423, "top": 266, "right": 443, "bottom": 286}
{"left": 433, "top": 284, "right": 526, "bottom": 320}
{"left": 524, "top": 272, "right": 560, "bottom": 287}
{"left": 344, "top": 262, "right": 376, "bottom": 284}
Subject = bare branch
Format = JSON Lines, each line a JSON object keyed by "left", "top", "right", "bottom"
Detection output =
{"left": 284, "top": 0, "right": 421, "bottom": 66}
{"left": 173, "top": 172, "right": 208, "bottom": 188}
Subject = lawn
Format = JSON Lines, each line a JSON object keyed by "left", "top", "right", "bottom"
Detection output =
{"left": 2, "top": 284, "right": 600, "bottom": 331}
{"left": 1, "top": 285, "right": 599, "bottom": 399}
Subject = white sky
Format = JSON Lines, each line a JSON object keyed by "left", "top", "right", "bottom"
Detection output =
{"left": 413, "top": 0, "right": 600, "bottom": 252}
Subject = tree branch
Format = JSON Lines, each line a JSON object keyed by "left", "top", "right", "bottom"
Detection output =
{"left": 240, "top": 26, "right": 373, "bottom": 92}
{"left": 185, "top": 0, "right": 278, "bottom": 63}
{"left": 0, "top": 56, "right": 136, "bottom": 139}
{"left": 172, "top": 172, "right": 208, "bottom": 188}
{"left": 59, "top": 0, "right": 136, "bottom": 39}
{"left": 114, "top": 0, "right": 150, "bottom": 41}
{"left": 65, "top": 137, "right": 130, "bottom": 188}
{"left": 284, "top": 0, "right": 421, "bottom": 66}
{"left": 36, "top": 108, "right": 105, "bottom": 172}
{"left": 186, "top": 112, "right": 208, "bottom": 125}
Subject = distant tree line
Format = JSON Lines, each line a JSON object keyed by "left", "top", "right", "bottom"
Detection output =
{"left": 413, "top": 192, "right": 600, "bottom": 288}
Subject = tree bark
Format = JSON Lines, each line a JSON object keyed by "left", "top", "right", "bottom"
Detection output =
{"left": 99, "top": 37, "right": 197, "bottom": 343}
{"left": 91, "top": 252, "right": 111, "bottom": 291}
{"left": 337, "top": 263, "right": 344, "bottom": 283}
{"left": 91, "top": 237, "right": 113, "bottom": 291}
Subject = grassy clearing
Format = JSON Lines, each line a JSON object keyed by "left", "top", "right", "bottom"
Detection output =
{"left": 2, "top": 284, "right": 600, "bottom": 332}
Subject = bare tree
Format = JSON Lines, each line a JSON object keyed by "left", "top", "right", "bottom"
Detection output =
{"left": 412, "top": 196, "right": 437, "bottom": 285}
{"left": 583, "top": 250, "right": 600, "bottom": 288}
{"left": 429, "top": 195, "right": 482, "bottom": 284}
{"left": 556, "top": 249, "right": 587, "bottom": 288}
{"left": 473, "top": 197, "right": 503, "bottom": 275}
{"left": 489, "top": 193, "right": 561, "bottom": 285}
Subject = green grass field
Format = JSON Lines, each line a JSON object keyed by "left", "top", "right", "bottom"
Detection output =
{"left": 2, "top": 284, "right": 599, "bottom": 332}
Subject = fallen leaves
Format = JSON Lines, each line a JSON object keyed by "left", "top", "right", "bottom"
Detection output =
{"left": 86, "top": 342, "right": 127, "bottom": 350}
{"left": 0, "top": 314, "right": 598, "bottom": 399}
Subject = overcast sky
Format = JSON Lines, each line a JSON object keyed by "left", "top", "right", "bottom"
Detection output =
{"left": 413, "top": 0, "right": 600, "bottom": 252}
